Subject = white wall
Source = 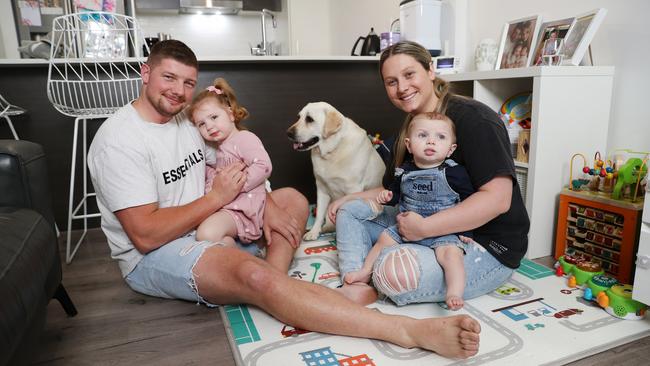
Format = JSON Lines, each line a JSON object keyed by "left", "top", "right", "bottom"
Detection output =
{"left": 136, "top": 8, "right": 290, "bottom": 57}
{"left": 328, "top": 0, "right": 399, "bottom": 56}
{"left": 287, "top": 0, "right": 331, "bottom": 55}
{"left": 466, "top": 0, "right": 649, "bottom": 154}
{"left": 0, "top": 1, "right": 20, "bottom": 59}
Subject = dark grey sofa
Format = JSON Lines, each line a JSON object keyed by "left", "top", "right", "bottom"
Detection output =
{"left": 0, "top": 139, "right": 77, "bottom": 366}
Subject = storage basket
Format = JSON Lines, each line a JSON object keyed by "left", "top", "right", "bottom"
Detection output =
{"left": 515, "top": 166, "right": 528, "bottom": 202}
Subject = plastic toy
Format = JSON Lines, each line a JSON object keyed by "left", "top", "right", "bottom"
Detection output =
{"left": 369, "top": 133, "right": 383, "bottom": 146}
{"left": 557, "top": 253, "right": 580, "bottom": 274}
{"left": 557, "top": 255, "right": 604, "bottom": 285}
{"left": 582, "top": 275, "right": 647, "bottom": 320}
{"left": 611, "top": 157, "right": 647, "bottom": 200}
{"left": 573, "top": 261, "right": 604, "bottom": 285}
{"left": 569, "top": 150, "right": 648, "bottom": 201}
{"left": 569, "top": 152, "right": 617, "bottom": 192}
{"left": 499, "top": 92, "right": 532, "bottom": 127}
{"left": 567, "top": 275, "right": 577, "bottom": 288}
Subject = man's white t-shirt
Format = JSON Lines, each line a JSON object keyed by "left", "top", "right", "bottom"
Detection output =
{"left": 88, "top": 103, "right": 214, "bottom": 277}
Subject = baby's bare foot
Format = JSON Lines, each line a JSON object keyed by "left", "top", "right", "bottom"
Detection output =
{"left": 335, "top": 283, "right": 378, "bottom": 305}
{"left": 446, "top": 295, "right": 464, "bottom": 311}
{"left": 344, "top": 270, "right": 371, "bottom": 285}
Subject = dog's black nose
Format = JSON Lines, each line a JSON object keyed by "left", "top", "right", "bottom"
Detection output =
{"left": 287, "top": 128, "right": 295, "bottom": 140}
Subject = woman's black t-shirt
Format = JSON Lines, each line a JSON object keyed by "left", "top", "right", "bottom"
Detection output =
{"left": 380, "top": 95, "right": 530, "bottom": 269}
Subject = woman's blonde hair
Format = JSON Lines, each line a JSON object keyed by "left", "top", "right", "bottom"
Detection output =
{"left": 186, "top": 78, "right": 249, "bottom": 130}
{"left": 379, "top": 41, "right": 457, "bottom": 179}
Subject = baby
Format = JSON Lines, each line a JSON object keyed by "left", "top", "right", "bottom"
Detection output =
{"left": 345, "top": 112, "right": 474, "bottom": 310}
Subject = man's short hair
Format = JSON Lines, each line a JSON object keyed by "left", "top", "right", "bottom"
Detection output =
{"left": 146, "top": 40, "right": 198, "bottom": 70}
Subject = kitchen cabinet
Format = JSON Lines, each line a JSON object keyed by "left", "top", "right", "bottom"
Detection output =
{"left": 135, "top": 0, "right": 180, "bottom": 10}
{"left": 444, "top": 66, "right": 615, "bottom": 259}
{"left": 243, "top": 0, "right": 281, "bottom": 12}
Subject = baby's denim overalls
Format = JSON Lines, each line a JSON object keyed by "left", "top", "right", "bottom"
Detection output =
{"left": 385, "top": 159, "right": 465, "bottom": 249}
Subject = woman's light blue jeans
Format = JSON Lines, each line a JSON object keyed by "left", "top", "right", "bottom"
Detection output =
{"left": 336, "top": 199, "right": 514, "bottom": 306}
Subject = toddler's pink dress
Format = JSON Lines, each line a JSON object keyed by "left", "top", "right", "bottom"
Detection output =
{"left": 205, "top": 130, "right": 272, "bottom": 243}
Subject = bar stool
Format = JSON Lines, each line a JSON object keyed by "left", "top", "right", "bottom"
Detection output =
{"left": 46, "top": 11, "right": 149, "bottom": 263}
{"left": 0, "top": 93, "right": 25, "bottom": 140}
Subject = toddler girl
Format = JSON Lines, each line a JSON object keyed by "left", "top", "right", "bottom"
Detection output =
{"left": 187, "top": 78, "right": 272, "bottom": 247}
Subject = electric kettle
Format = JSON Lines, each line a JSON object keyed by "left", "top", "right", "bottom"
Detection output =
{"left": 351, "top": 28, "right": 381, "bottom": 56}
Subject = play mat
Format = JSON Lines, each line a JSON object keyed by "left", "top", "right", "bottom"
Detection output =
{"left": 219, "top": 233, "right": 650, "bottom": 366}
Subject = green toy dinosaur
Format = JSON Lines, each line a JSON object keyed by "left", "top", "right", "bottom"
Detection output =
{"left": 612, "top": 158, "right": 647, "bottom": 199}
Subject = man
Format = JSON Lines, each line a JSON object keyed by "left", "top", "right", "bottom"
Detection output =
{"left": 88, "top": 39, "right": 481, "bottom": 359}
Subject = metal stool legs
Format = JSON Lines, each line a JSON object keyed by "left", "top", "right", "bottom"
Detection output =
{"left": 66, "top": 117, "right": 100, "bottom": 263}
{"left": 2, "top": 115, "right": 19, "bottom": 140}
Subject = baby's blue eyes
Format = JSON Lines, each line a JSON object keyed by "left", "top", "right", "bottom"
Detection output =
{"left": 416, "top": 133, "right": 446, "bottom": 140}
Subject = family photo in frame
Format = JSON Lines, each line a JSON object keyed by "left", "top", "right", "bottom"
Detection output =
{"left": 496, "top": 15, "right": 541, "bottom": 69}
{"left": 560, "top": 8, "right": 608, "bottom": 65}
{"left": 494, "top": 8, "right": 607, "bottom": 70}
{"left": 531, "top": 17, "right": 575, "bottom": 66}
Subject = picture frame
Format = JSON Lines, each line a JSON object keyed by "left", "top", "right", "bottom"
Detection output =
{"left": 496, "top": 15, "right": 542, "bottom": 70}
{"left": 530, "top": 17, "right": 575, "bottom": 66}
{"left": 561, "top": 8, "right": 608, "bottom": 66}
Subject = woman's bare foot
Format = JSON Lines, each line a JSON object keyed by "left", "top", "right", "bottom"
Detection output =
{"left": 335, "top": 283, "right": 377, "bottom": 305}
{"left": 404, "top": 315, "right": 480, "bottom": 359}
{"left": 344, "top": 269, "right": 371, "bottom": 285}
{"left": 446, "top": 295, "right": 464, "bottom": 311}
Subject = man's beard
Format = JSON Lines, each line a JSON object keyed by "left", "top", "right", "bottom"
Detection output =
{"left": 148, "top": 91, "right": 185, "bottom": 118}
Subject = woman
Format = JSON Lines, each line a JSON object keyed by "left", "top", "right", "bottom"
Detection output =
{"left": 329, "top": 41, "right": 530, "bottom": 306}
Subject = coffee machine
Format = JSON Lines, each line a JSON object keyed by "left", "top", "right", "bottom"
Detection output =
{"left": 399, "top": 0, "right": 442, "bottom": 56}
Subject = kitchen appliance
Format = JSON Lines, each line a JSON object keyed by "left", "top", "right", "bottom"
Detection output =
{"left": 351, "top": 28, "right": 380, "bottom": 56}
{"left": 380, "top": 32, "right": 400, "bottom": 51}
{"left": 434, "top": 55, "right": 460, "bottom": 74}
{"left": 399, "top": 0, "right": 442, "bottom": 56}
{"left": 179, "top": 0, "right": 243, "bottom": 15}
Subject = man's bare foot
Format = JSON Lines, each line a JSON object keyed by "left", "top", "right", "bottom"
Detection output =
{"left": 344, "top": 270, "right": 371, "bottom": 285}
{"left": 446, "top": 295, "right": 464, "bottom": 311}
{"left": 405, "top": 315, "right": 480, "bottom": 359}
{"left": 335, "top": 283, "right": 377, "bottom": 305}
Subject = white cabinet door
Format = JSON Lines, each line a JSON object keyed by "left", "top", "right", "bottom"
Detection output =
{"left": 632, "top": 190, "right": 650, "bottom": 304}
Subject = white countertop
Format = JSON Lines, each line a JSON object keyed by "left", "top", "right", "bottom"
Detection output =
{"left": 0, "top": 55, "right": 380, "bottom": 65}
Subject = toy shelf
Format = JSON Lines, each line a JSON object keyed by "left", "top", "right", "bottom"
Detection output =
{"left": 445, "top": 66, "right": 615, "bottom": 258}
{"left": 554, "top": 188, "right": 644, "bottom": 284}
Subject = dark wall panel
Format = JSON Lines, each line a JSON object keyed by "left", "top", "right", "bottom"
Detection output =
{"left": 0, "top": 60, "right": 403, "bottom": 229}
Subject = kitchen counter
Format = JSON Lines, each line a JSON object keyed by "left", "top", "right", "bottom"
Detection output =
{"left": 0, "top": 55, "right": 379, "bottom": 66}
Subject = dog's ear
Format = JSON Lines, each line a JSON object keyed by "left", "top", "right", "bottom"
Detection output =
{"left": 323, "top": 110, "right": 343, "bottom": 138}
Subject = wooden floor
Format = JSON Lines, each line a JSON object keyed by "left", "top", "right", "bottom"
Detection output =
{"left": 32, "top": 228, "right": 650, "bottom": 366}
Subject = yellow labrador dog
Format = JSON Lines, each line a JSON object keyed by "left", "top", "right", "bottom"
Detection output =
{"left": 287, "top": 102, "right": 385, "bottom": 240}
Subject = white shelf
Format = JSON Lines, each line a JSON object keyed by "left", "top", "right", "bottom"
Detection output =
{"left": 514, "top": 161, "right": 529, "bottom": 169}
{"left": 446, "top": 66, "right": 615, "bottom": 259}
{"left": 443, "top": 66, "right": 615, "bottom": 82}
